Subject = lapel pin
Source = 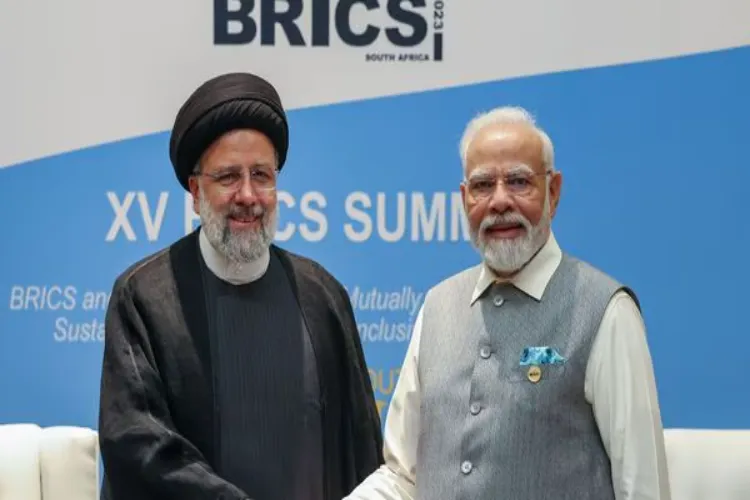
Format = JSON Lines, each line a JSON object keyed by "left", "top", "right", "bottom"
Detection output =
{"left": 527, "top": 365, "right": 542, "bottom": 383}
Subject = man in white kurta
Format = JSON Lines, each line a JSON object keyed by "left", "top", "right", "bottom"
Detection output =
{"left": 345, "top": 106, "right": 671, "bottom": 500}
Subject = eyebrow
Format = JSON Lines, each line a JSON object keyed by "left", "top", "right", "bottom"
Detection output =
{"left": 468, "top": 163, "right": 534, "bottom": 180}
{"left": 505, "top": 164, "right": 535, "bottom": 176}
{"left": 215, "top": 163, "right": 275, "bottom": 172}
{"left": 467, "top": 165, "right": 495, "bottom": 181}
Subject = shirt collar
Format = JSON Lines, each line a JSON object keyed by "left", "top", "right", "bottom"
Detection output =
{"left": 198, "top": 228, "right": 270, "bottom": 285}
{"left": 470, "top": 231, "right": 562, "bottom": 305}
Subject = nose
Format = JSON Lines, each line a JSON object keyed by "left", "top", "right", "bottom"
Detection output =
{"left": 487, "top": 183, "right": 514, "bottom": 213}
{"left": 233, "top": 176, "right": 259, "bottom": 204}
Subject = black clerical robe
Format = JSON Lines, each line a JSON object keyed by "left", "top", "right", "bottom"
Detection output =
{"left": 98, "top": 229, "right": 384, "bottom": 500}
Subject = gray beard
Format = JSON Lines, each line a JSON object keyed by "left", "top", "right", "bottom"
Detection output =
{"left": 198, "top": 188, "right": 277, "bottom": 264}
{"left": 470, "top": 193, "right": 551, "bottom": 275}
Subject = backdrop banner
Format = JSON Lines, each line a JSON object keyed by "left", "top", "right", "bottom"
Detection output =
{"left": 1, "top": 1, "right": 749, "bottom": 431}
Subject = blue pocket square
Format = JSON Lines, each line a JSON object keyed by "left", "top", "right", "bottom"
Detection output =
{"left": 520, "top": 346, "right": 566, "bottom": 366}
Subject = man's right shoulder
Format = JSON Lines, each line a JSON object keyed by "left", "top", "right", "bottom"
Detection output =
{"left": 423, "top": 263, "right": 482, "bottom": 303}
{"left": 110, "top": 232, "right": 195, "bottom": 297}
{"left": 111, "top": 247, "right": 170, "bottom": 293}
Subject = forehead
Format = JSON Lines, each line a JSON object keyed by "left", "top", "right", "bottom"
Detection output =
{"left": 465, "top": 123, "right": 544, "bottom": 173}
{"left": 201, "top": 129, "right": 276, "bottom": 170}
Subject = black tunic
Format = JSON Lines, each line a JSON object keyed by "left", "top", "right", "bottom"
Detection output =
{"left": 97, "top": 229, "right": 383, "bottom": 500}
{"left": 203, "top": 251, "right": 324, "bottom": 500}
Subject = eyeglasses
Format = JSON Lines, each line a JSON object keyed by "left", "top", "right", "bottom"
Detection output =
{"left": 195, "top": 166, "right": 278, "bottom": 194}
{"left": 464, "top": 170, "right": 550, "bottom": 200}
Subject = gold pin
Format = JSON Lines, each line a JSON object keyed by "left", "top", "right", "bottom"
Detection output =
{"left": 527, "top": 366, "right": 542, "bottom": 383}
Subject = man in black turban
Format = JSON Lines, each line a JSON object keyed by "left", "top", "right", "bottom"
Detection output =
{"left": 98, "top": 72, "right": 384, "bottom": 500}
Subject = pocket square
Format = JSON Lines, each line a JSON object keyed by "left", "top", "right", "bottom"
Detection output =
{"left": 520, "top": 346, "right": 566, "bottom": 366}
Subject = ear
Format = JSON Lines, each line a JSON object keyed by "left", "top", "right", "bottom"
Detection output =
{"left": 548, "top": 171, "right": 563, "bottom": 218}
{"left": 188, "top": 176, "right": 201, "bottom": 215}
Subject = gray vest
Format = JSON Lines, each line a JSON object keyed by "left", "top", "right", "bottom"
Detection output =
{"left": 416, "top": 254, "right": 637, "bottom": 500}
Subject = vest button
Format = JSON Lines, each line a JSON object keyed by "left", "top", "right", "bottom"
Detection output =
{"left": 461, "top": 460, "right": 473, "bottom": 474}
{"left": 480, "top": 346, "right": 491, "bottom": 359}
{"left": 470, "top": 402, "right": 481, "bottom": 415}
{"left": 493, "top": 295, "right": 505, "bottom": 306}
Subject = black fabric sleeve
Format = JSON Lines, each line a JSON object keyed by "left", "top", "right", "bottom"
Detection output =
{"left": 333, "top": 280, "right": 385, "bottom": 475}
{"left": 98, "top": 279, "right": 252, "bottom": 500}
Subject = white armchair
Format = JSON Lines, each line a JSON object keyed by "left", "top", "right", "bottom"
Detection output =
{"left": 0, "top": 423, "right": 99, "bottom": 500}
{"left": 2, "top": 424, "right": 748, "bottom": 499}
{"left": 664, "top": 428, "right": 750, "bottom": 500}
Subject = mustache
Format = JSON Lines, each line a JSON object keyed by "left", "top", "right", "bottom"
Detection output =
{"left": 479, "top": 212, "right": 532, "bottom": 232}
{"left": 227, "top": 203, "right": 265, "bottom": 219}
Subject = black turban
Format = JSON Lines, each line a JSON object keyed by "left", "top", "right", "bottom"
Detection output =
{"left": 169, "top": 72, "right": 289, "bottom": 191}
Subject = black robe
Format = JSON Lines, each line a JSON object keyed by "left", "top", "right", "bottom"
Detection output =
{"left": 98, "top": 229, "right": 384, "bottom": 500}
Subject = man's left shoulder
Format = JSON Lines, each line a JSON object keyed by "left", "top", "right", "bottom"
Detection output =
{"left": 272, "top": 245, "right": 346, "bottom": 295}
{"left": 563, "top": 253, "right": 640, "bottom": 309}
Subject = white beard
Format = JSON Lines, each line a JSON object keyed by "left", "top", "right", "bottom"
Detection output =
{"left": 470, "top": 193, "right": 551, "bottom": 275}
{"left": 198, "top": 187, "right": 277, "bottom": 264}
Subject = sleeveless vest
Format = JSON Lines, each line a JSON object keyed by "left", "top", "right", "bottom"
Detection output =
{"left": 416, "top": 254, "right": 637, "bottom": 500}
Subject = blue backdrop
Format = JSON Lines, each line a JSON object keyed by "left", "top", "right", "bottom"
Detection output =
{"left": 1, "top": 46, "right": 749, "bottom": 430}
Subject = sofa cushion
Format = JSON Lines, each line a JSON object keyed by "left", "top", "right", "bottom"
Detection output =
{"left": 0, "top": 424, "right": 43, "bottom": 500}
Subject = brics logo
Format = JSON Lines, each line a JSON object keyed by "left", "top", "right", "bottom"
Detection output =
{"left": 214, "top": 0, "right": 445, "bottom": 63}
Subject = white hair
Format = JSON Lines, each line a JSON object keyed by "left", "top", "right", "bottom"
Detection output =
{"left": 459, "top": 106, "right": 555, "bottom": 175}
